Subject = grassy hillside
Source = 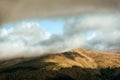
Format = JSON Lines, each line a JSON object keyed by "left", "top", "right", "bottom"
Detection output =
{"left": 0, "top": 48, "right": 120, "bottom": 80}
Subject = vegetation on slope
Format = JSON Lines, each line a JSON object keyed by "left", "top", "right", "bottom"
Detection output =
{"left": 0, "top": 48, "right": 120, "bottom": 80}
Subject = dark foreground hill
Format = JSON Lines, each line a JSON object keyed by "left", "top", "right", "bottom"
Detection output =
{"left": 0, "top": 49, "right": 120, "bottom": 80}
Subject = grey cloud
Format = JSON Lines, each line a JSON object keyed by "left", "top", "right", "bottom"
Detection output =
{"left": 39, "top": 35, "right": 86, "bottom": 53}
{"left": 42, "top": 14, "right": 120, "bottom": 52}
{"left": 1, "top": 0, "right": 120, "bottom": 24}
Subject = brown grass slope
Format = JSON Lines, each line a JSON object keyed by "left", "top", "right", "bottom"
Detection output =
{"left": 0, "top": 48, "right": 120, "bottom": 80}
{"left": 0, "top": 48, "right": 120, "bottom": 70}
{"left": 74, "top": 49, "right": 120, "bottom": 68}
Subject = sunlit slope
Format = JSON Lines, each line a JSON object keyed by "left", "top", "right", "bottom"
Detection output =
{"left": 74, "top": 49, "right": 120, "bottom": 68}
{"left": 42, "top": 50, "right": 97, "bottom": 69}
{"left": 0, "top": 48, "right": 120, "bottom": 70}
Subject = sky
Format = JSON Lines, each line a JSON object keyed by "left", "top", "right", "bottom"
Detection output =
{"left": 0, "top": 19, "right": 64, "bottom": 34}
{"left": 39, "top": 19, "right": 64, "bottom": 34}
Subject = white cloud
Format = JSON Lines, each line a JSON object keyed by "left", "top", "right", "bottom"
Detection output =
{"left": 64, "top": 14, "right": 120, "bottom": 51}
{"left": 0, "top": 22, "right": 51, "bottom": 59}
{"left": 0, "top": 14, "right": 120, "bottom": 59}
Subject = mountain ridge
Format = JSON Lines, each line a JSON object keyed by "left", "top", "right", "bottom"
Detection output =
{"left": 0, "top": 48, "right": 120, "bottom": 80}
{"left": 0, "top": 48, "right": 120, "bottom": 70}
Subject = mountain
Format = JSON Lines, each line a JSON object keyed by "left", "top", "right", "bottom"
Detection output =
{"left": 110, "top": 49, "right": 120, "bottom": 54}
{"left": 73, "top": 49, "right": 120, "bottom": 68}
{"left": 0, "top": 48, "right": 120, "bottom": 80}
{"left": 0, "top": 49, "right": 97, "bottom": 70}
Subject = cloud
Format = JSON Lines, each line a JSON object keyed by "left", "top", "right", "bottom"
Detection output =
{"left": 40, "top": 14, "right": 120, "bottom": 52}
{"left": 64, "top": 14, "right": 120, "bottom": 51}
{"left": 0, "top": 0, "right": 120, "bottom": 24}
{"left": 38, "top": 14, "right": 120, "bottom": 53}
{"left": 0, "top": 22, "right": 51, "bottom": 59}
{"left": 0, "top": 14, "right": 120, "bottom": 59}
{"left": 39, "top": 34, "right": 86, "bottom": 53}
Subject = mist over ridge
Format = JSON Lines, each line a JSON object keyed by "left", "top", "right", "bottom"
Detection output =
{"left": 0, "top": 14, "right": 119, "bottom": 59}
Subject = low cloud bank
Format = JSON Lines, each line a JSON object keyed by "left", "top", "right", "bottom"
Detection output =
{"left": 0, "top": 14, "right": 120, "bottom": 59}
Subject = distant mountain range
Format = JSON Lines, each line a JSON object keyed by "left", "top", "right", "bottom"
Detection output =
{"left": 0, "top": 48, "right": 120, "bottom": 80}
